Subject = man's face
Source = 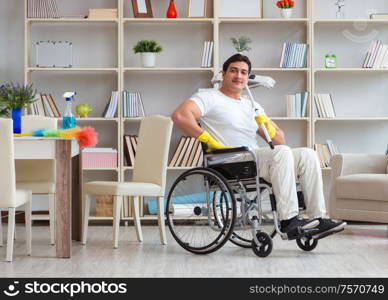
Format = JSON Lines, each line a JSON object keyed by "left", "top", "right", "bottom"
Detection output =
{"left": 222, "top": 61, "right": 249, "bottom": 93}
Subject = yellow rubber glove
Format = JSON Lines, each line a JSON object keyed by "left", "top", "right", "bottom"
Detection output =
{"left": 255, "top": 115, "right": 277, "bottom": 139}
{"left": 197, "top": 131, "right": 230, "bottom": 152}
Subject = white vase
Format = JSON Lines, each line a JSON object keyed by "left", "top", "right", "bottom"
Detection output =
{"left": 140, "top": 52, "right": 156, "bottom": 68}
{"left": 280, "top": 8, "right": 293, "bottom": 19}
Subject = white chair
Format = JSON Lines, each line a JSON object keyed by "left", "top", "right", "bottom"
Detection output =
{"left": 82, "top": 115, "right": 173, "bottom": 248}
{"left": 15, "top": 115, "right": 57, "bottom": 245}
{"left": 0, "top": 119, "right": 32, "bottom": 262}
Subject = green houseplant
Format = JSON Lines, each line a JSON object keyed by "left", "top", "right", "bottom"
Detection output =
{"left": 0, "top": 82, "right": 37, "bottom": 133}
{"left": 231, "top": 36, "right": 252, "bottom": 54}
{"left": 132, "top": 40, "right": 163, "bottom": 68}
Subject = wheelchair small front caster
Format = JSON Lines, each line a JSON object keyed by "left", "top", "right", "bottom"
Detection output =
{"left": 252, "top": 232, "right": 273, "bottom": 257}
{"left": 296, "top": 236, "right": 318, "bottom": 251}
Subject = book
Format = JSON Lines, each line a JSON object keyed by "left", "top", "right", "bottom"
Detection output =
{"left": 301, "top": 92, "right": 308, "bottom": 117}
{"left": 46, "top": 94, "right": 61, "bottom": 117}
{"left": 207, "top": 41, "right": 214, "bottom": 67}
{"left": 124, "top": 135, "right": 135, "bottom": 166}
{"left": 181, "top": 137, "right": 195, "bottom": 167}
{"left": 169, "top": 136, "right": 187, "bottom": 167}
{"left": 186, "top": 139, "right": 200, "bottom": 167}
{"left": 201, "top": 41, "right": 208, "bottom": 68}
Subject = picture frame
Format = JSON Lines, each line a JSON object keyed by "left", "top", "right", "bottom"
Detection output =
{"left": 131, "top": 0, "right": 153, "bottom": 18}
{"left": 188, "top": 0, "right": 207, "bottom": 18}
{"left": 219, "top": 0, "right": 262, "bottom": 18}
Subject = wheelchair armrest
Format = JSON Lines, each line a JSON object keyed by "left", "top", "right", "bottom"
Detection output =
{"left": 209, "top": 146, "right": 250, "bottom": 155}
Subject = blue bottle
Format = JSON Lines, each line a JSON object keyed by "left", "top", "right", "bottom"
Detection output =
{"left": 62, "top": 92, "right": 76, "bottom": 129}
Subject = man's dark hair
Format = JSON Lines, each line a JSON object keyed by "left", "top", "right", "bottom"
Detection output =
{"left": 222, "top": 54, "right": 252, "bottom": 74}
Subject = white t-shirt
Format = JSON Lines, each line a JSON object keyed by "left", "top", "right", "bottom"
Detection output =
{"left": 190, "top": 89, "right": 267, "bottom": 151}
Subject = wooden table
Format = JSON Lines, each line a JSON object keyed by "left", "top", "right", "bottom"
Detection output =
{"left": 14, "top": 137, "right": 81, "bottom": 258}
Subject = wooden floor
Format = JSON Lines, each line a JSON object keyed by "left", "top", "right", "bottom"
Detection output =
{"left": 0, "top": 223, "right": 387, "bottom": 277}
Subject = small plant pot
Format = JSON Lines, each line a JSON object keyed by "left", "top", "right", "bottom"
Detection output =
{"left": 140, "top": 52, "right": 156, "bottom": 68}
{"left": 280, "top": 8, "right": 293, "bottom": 19}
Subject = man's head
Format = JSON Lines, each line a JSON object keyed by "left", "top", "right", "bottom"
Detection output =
{"left": 221, "top": 54, "right": 251, "bottom": 93}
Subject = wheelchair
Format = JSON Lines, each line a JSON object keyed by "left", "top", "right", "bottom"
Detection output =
{"left": 166, "top": 146, "right": 322, "bottom": 257}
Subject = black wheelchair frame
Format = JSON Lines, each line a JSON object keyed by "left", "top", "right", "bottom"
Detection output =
{"left": 166, "top": 146, "right": 320, "bottom": 257}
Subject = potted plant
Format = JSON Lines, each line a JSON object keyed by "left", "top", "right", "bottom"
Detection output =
{"left": 276, "top": 0, "right": 295, "bottom": 19}
{"left": 0, "top": 82, "right": 37, "bottom": 133}
{"left": 132, "top": 40, "right": 163, "bottom": 68}
{"left": 231, "top": 36, "right": 252, "bottom": 54}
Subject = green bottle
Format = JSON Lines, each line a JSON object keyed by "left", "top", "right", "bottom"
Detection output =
{"left": 325, "top": 54, "right": 337, "bottom": 68}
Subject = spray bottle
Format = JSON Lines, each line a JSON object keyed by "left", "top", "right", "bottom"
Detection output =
{"left": 62, "top": 92, "right": 77, "bottom": 129}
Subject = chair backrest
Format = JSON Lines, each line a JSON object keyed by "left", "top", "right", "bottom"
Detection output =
{"left": 22, "top": 115, "right": 58, "bottom": 132}
{"left": 16, "top": 115, "right": 57, "bottom": 182}
{"left": 0, "top": 119, "right": 17, "bottom": 207}
{"left": 133, "top": 115, "right": 173, "bottom": 190}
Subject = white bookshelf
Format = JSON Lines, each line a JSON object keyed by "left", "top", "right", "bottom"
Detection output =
{"left": 312, "top": 0, "right": 388, "bottom": 156}
{"left": 23, "top": 0, "right": 388, "bottom": 220}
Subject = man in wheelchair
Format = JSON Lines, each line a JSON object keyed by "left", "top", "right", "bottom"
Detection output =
{"left": 171, "top": 54, "right": 346, "bottom": 241}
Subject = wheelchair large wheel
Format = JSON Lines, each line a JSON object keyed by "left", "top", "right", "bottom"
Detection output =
{"left": 166, "top": 168, "right": 236, "bottom": 255}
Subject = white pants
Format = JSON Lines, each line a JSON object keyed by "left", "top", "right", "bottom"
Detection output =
{"left": 255, "top": 146, "right": 326, "bottom": 221}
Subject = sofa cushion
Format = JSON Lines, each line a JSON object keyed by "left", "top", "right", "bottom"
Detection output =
{"left": 336, "top": 174, "right": 388, "bottom": 202}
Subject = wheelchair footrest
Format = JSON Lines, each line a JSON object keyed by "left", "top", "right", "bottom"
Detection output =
{"left": 286, "top": 227, "right": 319, "bottom": 240}
{"left": 314, "top": 228, "right": 345, "bottom": 241}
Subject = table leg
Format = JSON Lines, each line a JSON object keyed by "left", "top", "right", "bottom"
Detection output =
{"left": 55, "top": 140, "right": 72, "bottom": 258}
{"left": 71, "top": 154, "right": 82, "bottom": 241}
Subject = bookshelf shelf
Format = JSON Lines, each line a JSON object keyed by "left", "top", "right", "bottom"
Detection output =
{"left": 27, "top": 67, "right": 119, "bottom": 72}
{"left": 272, "top": 117, "right": 310, "bottom": 121}
{"left": 123, "top": 117, "right": 143, "bottom": 122}
{"left": 314, "top": 118, "right": 388, "bottom": 122}
{"left": 123, "top": 68, "right": 213, "bottom": 72}
{"left": 314, "top": 68, "right": 388, "bottom": 73}
{"left": 27, "top": 18, "right": 119, "bottom": 23}
{"left": 314, "top": 19, "right": 388, "bottom": 24}
{"left": 252, "top": 68, "right": 309, "bottom": 72}
{"left": 123, "top": 18, "right": 214, "bottom": 24}
{"left": 83, "top": 168, "right": 119, "bottom": 171}
{"left": 219, "top": 18, "right": 308, "bottom": 24}
{"left": 75, "top": 118, "right": 119, "bottom": 122}
{"left": 124, "top": 166, "right": 194, "bottom": 171}
{"left": 24, "top": 0, "right": 388, "bottom": 221}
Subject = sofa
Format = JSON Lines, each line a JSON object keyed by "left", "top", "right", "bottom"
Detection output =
{"left": 329, "top": 154, "right": 388, "bottom": 223}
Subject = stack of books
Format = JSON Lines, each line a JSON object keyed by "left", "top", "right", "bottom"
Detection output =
{"left": 102, "top": 91, "right": 118, "bottom": 118}
{"left": 314, "top": 140, "right": 340, "bottom": 168}
{"left": 169, "top": 136, "right": 203, "bottom": 167}
{"left": 362, "top": 40, "right": 388, "bottom": 68}
{"left": 28, "top": 93, "right": 61, "bottom": 117}
{"left": 201, "top": 41, "right": 214, "bottom": 68}
{"left": 314, "top": 94, "right": 336, "bottom": 118}
{"left": 88, "top": 8, "right": 118, "bottom": 19}
{"left": 279, "top": 42, "right": 309, "bottom": 68}
{"left": 27, "top": 0, "right": 60, "bottom": 18}
{"left": 123, "top": 135, "right": 138, "bottom": 167}
{"left": 122, "top": 91, "right": 146, "bottom": 118}
{"left": 286, "top": 92, "right": 309, "bottom": 118}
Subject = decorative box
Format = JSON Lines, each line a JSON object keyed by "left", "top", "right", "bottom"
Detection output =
{"left": 35, "top": 40, "right": 73, "bottom": 68}
{"left": 82, "top": 148, "right": 118, "bottom": 168}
